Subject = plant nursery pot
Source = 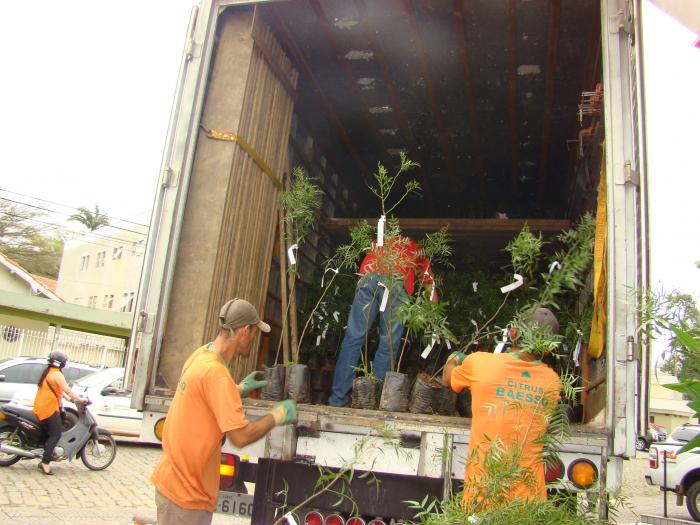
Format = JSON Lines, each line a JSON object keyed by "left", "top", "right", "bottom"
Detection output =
{"left": 379, "top": 371, "right": 410, "bottom": 412}
{"left": 260, "top": 364, "right": 285, "bottom": 401}
{"left": 351, "top": 375, "right": 381, "bottom": 409}
{"left": 433, "top": 385, "right": 457, "bottom": 416}
{"left": 408, "top": 373, "right": 441, "bottom": 414}
{"left": 285, "top": 363, "right": 311, "bottom": 403}
{"left": 456, "top": 389, "right": 472, "bottom": 418}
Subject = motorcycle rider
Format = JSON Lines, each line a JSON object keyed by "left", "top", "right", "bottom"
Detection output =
{"left": 33, "top": 351, "right": 88, "bottom": 475}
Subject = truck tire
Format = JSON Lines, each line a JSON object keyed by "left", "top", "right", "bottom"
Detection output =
{"left": 686, "top": 480, "right": 700, "bottom": 521}
{"left": 635, "top": 436, "right": 648, "bottom": 451}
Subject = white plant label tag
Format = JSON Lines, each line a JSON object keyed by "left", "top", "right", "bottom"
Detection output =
{"left": 378, "top": 281, "right": 389, "bottom": 312}
{"left": 284, "top": 513, "right": 299, "bottom": 525}
{"left": 472, "top": 281, "right": 479, "bottom": 293}
{"left": 287, "top": 244, "right": 298, "bottom": 265}
{"left": 421, "top": 336, "right": 438, "bottom": 358}
{"left": 573, "top": 329, "right": 583, "bottom": 366}
{"left": 321, "top": 266, "right": 339, "bottom": 287}
{"left": 549, "top": 261, "right": 561, "bottom": 274}
{"left": 494, "top": 328, "right": 509, "bottom": 353}
{"left": 377, "top": 215, "right": 386, "bottom": 246}
{"left": 315, "top": 335, "right": 321, "bottom": 347}
{"left": 446, "top": 339, "right": 452, "bottom": 350}
{"left": 500, "top": 273, "right": 523, "bottom": 294}
{"left": 333, "top": 311, "right": 340, "bottom": 322}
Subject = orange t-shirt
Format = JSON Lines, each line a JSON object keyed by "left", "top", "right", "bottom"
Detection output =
{"left": 450, "top": 352, "right": 561, "bottom": 503}
{"left": 151, "top": 346, "right": 248, "bottom": 511}
{"left": 33, "top": 368, "right": 63, "bottom": 420}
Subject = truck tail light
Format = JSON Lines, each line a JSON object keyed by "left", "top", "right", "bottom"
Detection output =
{"left": 219, "top": 453, "right": 239, "bottom": 490}
{"left": 567, "top": 458, "right": 598, "bottom": 489}
{"left": 346, "top": 518, "right": 366, "bottom": 525}
{"left": 153, "top": 417, "right": 166, "bottom": 441}
{"left": 304, "top": 511, "right": 323, "bottom": 525}
{"left": 325, "top": 514, "right": 345, "bottom": 525}
{"left": 367, "top": 520, "right": 387, "bottom": 525}
{"left": 545, "top": 458, "right": 565, "bottom": 483}
{"left": 649, "top": 447, "right": 658, "bottom": 469}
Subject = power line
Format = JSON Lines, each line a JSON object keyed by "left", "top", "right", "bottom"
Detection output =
{"left": 0, "top": 196, "right": 148, "bottom": 236}
{"left": 0, "top": 188, "right": 150, "bottom": 228}
{"left": 3, "top": 211, "right": 144, "bottom": 252}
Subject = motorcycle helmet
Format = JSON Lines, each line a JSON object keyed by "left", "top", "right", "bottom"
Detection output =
{"left": 48, "top": 350, "right": 68, "bottom": 369}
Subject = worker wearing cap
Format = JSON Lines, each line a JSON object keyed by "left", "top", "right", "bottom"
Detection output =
{"left": 151, "top": 298, "right": 297, "bottom": 525}
{"left": 442, "top": 307, "right": 562, "bottom": 508}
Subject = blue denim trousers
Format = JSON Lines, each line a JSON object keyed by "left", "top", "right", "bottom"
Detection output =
{"left": 328, "top": 273, "right": 407, "bottom": 406}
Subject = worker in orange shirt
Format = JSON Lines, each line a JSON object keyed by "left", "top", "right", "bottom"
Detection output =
{"left": 151, "top": 298, "right": 297, "bottom": 525}
{"left": 33, "top": 351, "right": 88, "bottom": 475}
{"left": 442, "top": 307, "right": 562, "bottom": 509}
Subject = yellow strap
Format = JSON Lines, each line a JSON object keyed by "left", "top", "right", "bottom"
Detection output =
{"left": 588, "top": 151, "right": 607, "bottom": 359}
{"left": 203, "top": 126, "right": 282, "bottom": 190}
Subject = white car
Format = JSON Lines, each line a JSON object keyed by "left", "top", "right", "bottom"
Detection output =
{"left": 11, "top": 367, "right": 152, "bottom": 444}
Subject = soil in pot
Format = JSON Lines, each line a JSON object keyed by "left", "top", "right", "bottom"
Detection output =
{"left": 378, "top": 371, "right": 410, "bottom": 412}
{"left": 285, "top": 363, "right": 310, "bottom": 403}
{"left": 409, "top": 373, "right": 442, "bottom": 414}
{"left": 260, "top": 364, "right": 285, "bottom": 401}
{"left": 434, "top": 385, "right": 457, "bottom": 416}
{"left": 351, "top": 375, "right": 381, "bottom": 409}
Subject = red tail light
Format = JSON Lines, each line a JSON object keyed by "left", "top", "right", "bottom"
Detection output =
{"left": 649, "top": 447, "right": 658, "bottom": 469}
{"left": 219, "top": 453, "right": 238, "bottom": 490}
{"left": 304, "top": 511, "right": 324, "bottom": 525}
{"left": 325, "top": 514, "right": 345, "bottom": 525}
{"left": 545, "top": 458, "right": 565, "bottom": 483}
{"left": 367, "top": 520, "right": 387, "bottom": 525}
{"left": 346, "top": 519, "right": 366, "bottom": 525}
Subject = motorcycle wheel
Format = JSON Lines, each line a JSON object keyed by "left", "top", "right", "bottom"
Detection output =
{"left": 80, "top": 431, "right": 116, "bottom": 471}
{"left": 0, "top": 427, "right": 25, "bottom": 467}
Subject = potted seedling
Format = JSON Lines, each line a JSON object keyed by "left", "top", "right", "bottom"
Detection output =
{"left": 262, "top": 167, "right": 322, "bottom": 403}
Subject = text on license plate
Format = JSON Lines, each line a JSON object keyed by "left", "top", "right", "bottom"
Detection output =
{"left": 217, "top": 491, "right": 254, "bottom": 517}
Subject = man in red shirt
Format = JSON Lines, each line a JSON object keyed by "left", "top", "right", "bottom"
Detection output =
{"left": 329, "top": 236, "right": 435, "bottom": 407}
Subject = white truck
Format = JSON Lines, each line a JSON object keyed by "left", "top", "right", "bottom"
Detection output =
{"left": 646, "top": 424, "right": 700, "bottom": 522}
{"left": 127, "top": 0, "right": 651, "bottom": 522}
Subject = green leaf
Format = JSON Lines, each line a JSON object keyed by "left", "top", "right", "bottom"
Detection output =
{"left": 678, "top": 434, "right": 700, "bottom": 454}
{"left": 671, "top": 325, "right": 700, "bottom": 352}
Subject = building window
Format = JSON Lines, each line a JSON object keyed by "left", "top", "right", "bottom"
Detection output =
{"left": 120, "top": 292, "right": 135, "bottom": 313}
{"left": 103, "top": 294, "right": 114, "bottom": 309}
{"left": 132, "top": 240, "right": 145, "bottom": 257}
{"left": 96, "top": 251, "right": 106, "bottom": 268}
{"left": 80, "top": 255, "right": 90, "bottom": 270}
{"left": 88, "top": 295, "right": 98, "bottom": 308}
{"left": 112, "top": 246, "right": 123, "bottom": 260}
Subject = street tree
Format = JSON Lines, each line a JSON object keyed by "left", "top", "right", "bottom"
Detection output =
{"left": 68, "top": 205, "right": 109, "bottom": 231}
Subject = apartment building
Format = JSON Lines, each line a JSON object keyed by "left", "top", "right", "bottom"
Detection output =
{"left": 56, "top": 223, "right": 148, "bottom": 313}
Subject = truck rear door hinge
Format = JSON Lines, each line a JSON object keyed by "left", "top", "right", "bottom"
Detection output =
{"left": 626, "top": 336, "right": 640, "bottom": 361}
{"left": 185, "top": 38, "right": 201, "bottom": 62}
{"left": 624, "top": 161, "right": 639, "bottom": 186}
{"left": 161, "top": 167, "right": 175, "bottom": 188}
{"left": 137, "top": 311, "right": 153, "bottom": 334}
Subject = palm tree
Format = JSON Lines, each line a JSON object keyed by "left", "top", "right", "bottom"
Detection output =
{"left": 68, "top": 205, "right": 110, "bottom": 231}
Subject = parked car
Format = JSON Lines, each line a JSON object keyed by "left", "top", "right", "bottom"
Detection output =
{"left": 668, "top": 423, "right": 700, "bottom": 445}
{"left": 646, "top": 436, "right": 700, "bottom": 521}
{"left": 0, "top": 356, "right": 97, "bottom": 405}
{"left": 636, "top": 423, "right": 668, "bottom": 451}
{"left": 11, "top": 367, "right": 151, "bottom": 444}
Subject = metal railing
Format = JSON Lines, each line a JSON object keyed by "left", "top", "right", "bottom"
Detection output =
{"left": 0, "top": 324, "right": 126, "bottom": 369}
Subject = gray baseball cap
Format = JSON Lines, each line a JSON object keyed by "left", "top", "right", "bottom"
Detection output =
{"left": 218, "top": 298, "right": 271, "bottom": 333}
{"left": 527, "top": 307, "right": 560, "bottom": 335}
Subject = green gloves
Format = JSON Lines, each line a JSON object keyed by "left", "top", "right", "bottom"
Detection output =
{"left": 270, "top": 400, "right": 298, "bottom": 426}
{"left": 238, "top": 371, "right": 267, "bottom": 397}
{"left": 448, "top": 351, "right": 467, "bottom": 365}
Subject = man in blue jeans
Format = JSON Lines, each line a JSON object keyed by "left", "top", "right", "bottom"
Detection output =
{"left": 329, "top": 236, "right": 435, "bottom": 407}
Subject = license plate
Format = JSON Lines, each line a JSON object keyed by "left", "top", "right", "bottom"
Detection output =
{"left": 216, "top": 491, "right": 254, "bottom": 517}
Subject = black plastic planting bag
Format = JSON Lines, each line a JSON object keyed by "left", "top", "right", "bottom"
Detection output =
{"left": 285, "top": 363, "right": 310, "bottom": 403}
{"left": 456, "top": 388, "right": 472, "bottom": 418}
{"left": 434, "top": 385, "right": 457, "bottom": 416}
{"left": 379, "top": 371, "right": 410, "bottom": 412}
{"left": 260, "top": 364, "right": 285, "bottom": 401}
{"left": 409, "top": 374, "right": 440, "bottom": 414}
{"left": 351, "top": 376, "right": 380, "bottom": 409}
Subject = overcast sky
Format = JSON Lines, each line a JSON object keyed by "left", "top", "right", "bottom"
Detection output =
{"left": 0, "top": 1, "right": 697, "bottom": 301}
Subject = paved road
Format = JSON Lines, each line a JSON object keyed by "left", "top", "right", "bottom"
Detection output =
{"left": 0, "top": 443, "right": 245, "bottom": 525}
{"left": 0, "top": 443, "right": 692, "bottom": 525}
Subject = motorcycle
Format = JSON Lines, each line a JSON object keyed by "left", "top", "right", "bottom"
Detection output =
{"left": 0, "top": 398, "right": 117, "bottom": 470}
